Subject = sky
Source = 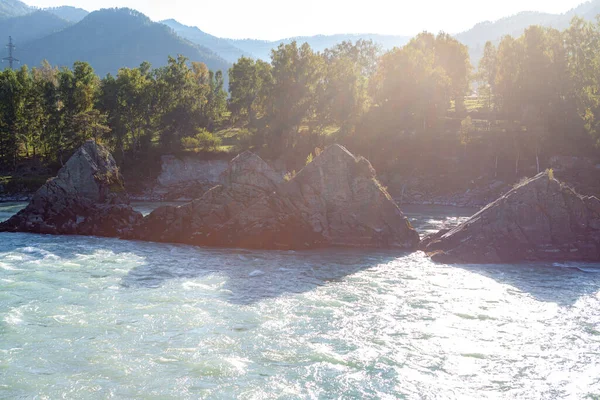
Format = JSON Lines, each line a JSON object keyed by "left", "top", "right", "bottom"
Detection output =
{"left": 23, "top": 0, "right": 586, "bottom": 40}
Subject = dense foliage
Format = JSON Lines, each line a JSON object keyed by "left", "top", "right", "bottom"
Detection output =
{"left": 0, "top": 56, "right": 227, "bottom": 169}
{"left": 1, "top": 17, "right": 600, "bottom": 186}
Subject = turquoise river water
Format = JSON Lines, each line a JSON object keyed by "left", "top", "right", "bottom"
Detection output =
{"left": 0, "top": 202, "right": 599, "bottom": 399}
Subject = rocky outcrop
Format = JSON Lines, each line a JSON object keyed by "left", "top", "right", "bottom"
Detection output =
{"left": 131, "top": 145, "right": 420, "bottom": 250}
{"left": 420, "top": 171, "right": 600, "bottom": 263}
{"left": 0, "top": 141, "right": 142, "bottom": 236}
{"left": 130, "top": 151, "right": 284, "bottom": 243}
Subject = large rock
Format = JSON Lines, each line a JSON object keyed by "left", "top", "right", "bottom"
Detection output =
{"left": 0, "top": 141, "right": 142, "bottom": 236}
{"left": 131, "top": 145, "right": 420, "bottom": 250}
{"left": 130, "top": 151, "right": 284, "bottom": 243}
{"left": 421, "top": 171, "right": 600, "bottom": 263}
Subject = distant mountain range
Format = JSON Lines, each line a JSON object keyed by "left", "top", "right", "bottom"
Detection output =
{"left": 44, "top": 6, "right": 89, "bottom": 23}
{"left": 227, "top": 34, "right": 412, "bottom": 61}
{"left": 0, "top": 0, "right": 30, "bottom": 19}
{"left": 13, "top": 8, "right": 230, "bottom": 77}
{"left": 161, "top": 19, "right": 249, "bottom": 63}
{"left": 0, "top": 0, "right": 599, "bottom": 75}
{"left": 0, "top": 10, "right": 70, "bottom": 44}
{"left": 457, "top": 0, "right": 600, "bottom": 65}
{"left": 162, "top": 19, "right": 411, "bottom": 63}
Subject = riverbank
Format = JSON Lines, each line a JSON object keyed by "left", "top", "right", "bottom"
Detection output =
{"left": 3, "top": 152, "right": 600, "bottom": 211}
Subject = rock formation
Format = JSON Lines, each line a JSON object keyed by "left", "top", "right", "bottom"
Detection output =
{"left": 420, "top": 171, "right": 600, "bottom": 263}
{"left": 0, "top": 140, "right": 142, "bottom": 236}
{"left": 130, "top": 150, "right": 284, "bottom": 244}
{"left": 131, "top": 144, "right": 420, "bottom": 250}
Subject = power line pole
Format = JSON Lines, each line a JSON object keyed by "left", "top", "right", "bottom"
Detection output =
{"left": 2, "top": 36, "right": 19, "bottom": 69}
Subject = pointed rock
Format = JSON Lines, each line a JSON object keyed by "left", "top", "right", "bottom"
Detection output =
{"left": 188, "top": 144, "right": 420, "bottom": 249}
{"left": 0, "top": 141, "right": 142, "bottom": 236}
{"left": 421, "top": 171, "right": 600, "bottom": 263}
{"left": 131, "top": 144, "right": 419, "bottom": 250}
{"left": 130, "top": 150, "right": 283, "bottom": 243}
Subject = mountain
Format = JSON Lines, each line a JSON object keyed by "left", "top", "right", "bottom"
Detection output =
{"left": 45, "top": 6, "right": 89, "bottom": 23}
{"left": 458, "top": 0, "right": 600, "bottom": 66}
{"left": 456, "top": 11, "right": 558, "bottom": 65}
{"left": 163, "top": 19, "right": 410, "bottom": 63}
{"left": 0, "top": 11, "right": 72, "bottom": 47}
{"left": 1, "top": 0, "right": 598, "bottom": 76}
{"left": 227, "top": 34, "right": 411, "bottom": 61}
{"left": 0, "top": 0, "right": 30, "bottom": 19}
{"left": 161, "top": 19, "right": 247, "bottom": 63}
{"left": 13, "top": 8, "right": 231, "bottom": 77}
{"left": 456, "top": 12, "right": 557, "bottom": 51}
{"left": 562, "top": 0, "right": 600, "bottom": 26}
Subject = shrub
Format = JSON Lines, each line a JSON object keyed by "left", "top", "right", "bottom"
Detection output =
{"left": 284, "top": 170, "right": 296, "bottom": 182}
{"left": 195, "top": 129, "right": 222, "bottom": 151}
{"left": 181, "top": 136, "right": 200, "bottom": 150}
{"left": 181, "top": 129, "right": 222, "bottom": 152}
{"left": 306, "top": 153, "right": 314, "bottom": 165}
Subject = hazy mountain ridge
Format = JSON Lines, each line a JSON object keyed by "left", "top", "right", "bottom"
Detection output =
{"left": 11, "top": 8, "right": 231, "bottom": 77}
{"left": 161, "top": 19, "right": 249, "bottom": 63}
{"left": 44, "top": 6, "right": 89, "bottom": 22}
{"left": 226, "top": 34, "right": 411, "bottom": 61}
{"left": 0, "top": 0, "right": 31, "bottom": 19}
{"left": 1, "top": 0, "right": 599, "bottom": 75}
{"left": 0, "top": 10, "right": 72, "bottom": 48}
{"left": 457, "top": 0, "right": 600, "bottom": 65}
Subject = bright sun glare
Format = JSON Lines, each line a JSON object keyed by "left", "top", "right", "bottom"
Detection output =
{"left": 22, "top": 0, "right": 584, "bottom": 39}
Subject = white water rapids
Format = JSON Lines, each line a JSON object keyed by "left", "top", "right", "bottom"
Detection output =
{"left": 0, "top": 203, "right": 599, "bottom": 399}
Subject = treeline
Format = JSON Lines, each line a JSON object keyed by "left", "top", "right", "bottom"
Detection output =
{"left": 227, "top": 17, "right": 600, "bottom": 177}
{"left": 475, "top": 18, "right": 600, "bottom": 174}
{"left": 0, "top": 56, "right": 226, "bottom": 168}
{"left": 1, "top": 17, "right": 600, "bottom": 182}
{"left": 228, "top": 34, "right": 470, "bottom": 157}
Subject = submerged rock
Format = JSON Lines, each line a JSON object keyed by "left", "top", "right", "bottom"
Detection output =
{"left": 131, "top": 145, "right": 420, "bottom": 250}
{"left": 0, "top": 141, "right": 142, "bottom": 236}
{"left": 420, "top": 171, "right": 600, "bottom": 263}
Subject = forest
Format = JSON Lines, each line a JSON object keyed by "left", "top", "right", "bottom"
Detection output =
{"left": 1, "top": 17, "right": 600, "bottom": 192}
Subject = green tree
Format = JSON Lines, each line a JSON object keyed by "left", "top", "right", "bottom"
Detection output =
{"left": 460, "top": 115, "right": 473, "bottom": 158}
{"left": 371, "top": 40, "right": 451, "bottom": 133}
{"left": 477, "top": 41, "right": 498, "bottom": 111}
{"left": 267, "top": 41, "right": 325, "bottom": 150}
{"left": 0, "top": 69, "right": 23, "bottom": 167}
{"left": 317, "top": 40, "right": 378, "bottom": 135}
{"left": 228, "top": 57, "right": 272, "bottom": 125}
{"left": 565, "top": 17, "right": 600, "bottom": 145}
{"left": 56, "top": 61, "right": 100, "bottom": 163}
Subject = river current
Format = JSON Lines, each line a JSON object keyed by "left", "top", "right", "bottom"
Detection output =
{"left": 0, "top": 202, "right": 599, "bottom": 399}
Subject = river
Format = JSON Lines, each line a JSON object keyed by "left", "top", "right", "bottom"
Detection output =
{"left": 0, "top": 202, "right": 599, "bottom": 399}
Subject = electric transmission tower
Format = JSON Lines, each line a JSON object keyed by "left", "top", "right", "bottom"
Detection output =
{"left": 2, "top": 36, "right": 19, "bottom": 69}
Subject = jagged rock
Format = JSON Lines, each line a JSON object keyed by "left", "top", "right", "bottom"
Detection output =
{"left": 0, "top": 140, "right": 142, "bottom": 236}
{"left": 130, "top": 151, "right": 283, "bottom": 243}
{"left": 131, "top": 145, "right": 420, "bottom": 250}
{"left": 420, "top": 171, "right": 600, "bottom": 263}
{"left": 223, "top": 144, "right": 419, "bottom": 249}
